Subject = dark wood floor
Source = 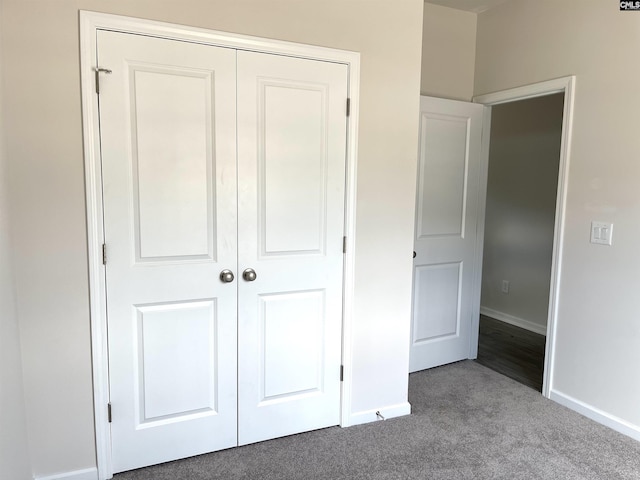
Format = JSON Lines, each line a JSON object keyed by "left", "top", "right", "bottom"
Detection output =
{"left": 475, "top": 315, "right": 546, "bottom": 392}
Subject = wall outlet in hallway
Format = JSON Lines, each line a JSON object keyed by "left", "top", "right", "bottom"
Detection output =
{"left": 501, "top": 280, "right": 510, "bottom": 294}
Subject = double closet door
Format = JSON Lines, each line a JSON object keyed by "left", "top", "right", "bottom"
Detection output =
{"left": 97, "top": 31, "right": 348, "bottom": 473}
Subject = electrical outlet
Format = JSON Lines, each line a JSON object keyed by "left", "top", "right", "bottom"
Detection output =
{"left": 501, "top": 280, "right": 510, "bottom": 294}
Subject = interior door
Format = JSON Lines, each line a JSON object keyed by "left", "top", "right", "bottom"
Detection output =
{"left": 98, "top": 31, "right": 238, "bottom": 472}
{"left": 409, "top": 96, "right": 484, "bottom": 373}
{"left": 98, "top": 30, "right": 349, "bottom": 471}
{"left": 236, "top": 51, "right": 348, "bottom": 445}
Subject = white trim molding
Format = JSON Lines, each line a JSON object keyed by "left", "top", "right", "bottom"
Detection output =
{"left": 473, "top": 76, "right": 572, "bottom": 105}
{"left": 80, "top": 11, "right": 360, "bottom": 480}
{"left": 550, "top": 390, "right": 640, "bottom": 442}
{"left": 473, "top": 76, "right": 576, "bottom": 400}
{"left": 35, "top": 468, "right": 98, "bottom": 480}
{"left": 480, "top": 306, "right": 547, "bottom": 336}
{"left": 468, "top": 104, "right": 492, "bottom": 360}
{"left": 346, "top": 402, "right": 412, "bottom": 427}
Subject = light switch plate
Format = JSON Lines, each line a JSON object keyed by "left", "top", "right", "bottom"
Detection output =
{"left": 591, "top": 221, "right": 613, "bottom": 245}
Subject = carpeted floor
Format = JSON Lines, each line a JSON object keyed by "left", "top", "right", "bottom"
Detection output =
{"left": 115, "top": 361, "right": 640, "bottom": 479}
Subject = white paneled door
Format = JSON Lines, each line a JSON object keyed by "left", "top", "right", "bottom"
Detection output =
{"left": 236, "top": 51, "right": 347, "bottom": 445}
{"left": 409, "top": 96, "right": 485, "bottom": 373}
{"left": 98, "top": 31, "right": 239, "bottom": 473}
{"left": 97, "top": 31, "right": 347, "bottom": 473}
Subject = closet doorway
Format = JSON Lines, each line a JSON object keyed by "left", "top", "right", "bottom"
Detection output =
{"left": 81, "top": 12, "right": 360, "bottom": 478}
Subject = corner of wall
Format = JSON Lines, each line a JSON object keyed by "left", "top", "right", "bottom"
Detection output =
{"left": 421, "top": 3, "right": 478, "bottom": 101}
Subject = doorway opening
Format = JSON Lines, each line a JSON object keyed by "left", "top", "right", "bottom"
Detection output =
{"left": 472, "top": 77, "right": 575, "bottom": 398}
{"left": 475, "top": 93, "right": 565, "bottom": 392}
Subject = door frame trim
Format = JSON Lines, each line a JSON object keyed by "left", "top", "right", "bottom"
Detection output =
{"left": 79, "top": 11, "right": 360, "bottom": 479}
{"left": 472, "top": 76, "right": 576, "bottom": 399}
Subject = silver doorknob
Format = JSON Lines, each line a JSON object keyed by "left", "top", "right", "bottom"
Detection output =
{"left": 219, "top": 269, "right": 235, "bottom": 283}
{"left": 242, "top": 268, "right": 257, "bottom": 282}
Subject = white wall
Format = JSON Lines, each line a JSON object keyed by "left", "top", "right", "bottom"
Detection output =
{"left": 481, "top": 94, "right": 564, "bottom": 332}
{"left": 0, "top": 137, "right": 31, "bottom": 480}
{"left": 1, "top": 0, "right": 423, "bottom": 476}
{"left": 0, "top": 4, "right": 31, "bottom": 477}
{"left": 421, "top": 2, "right": 477, "bottom": 101}
{"left": 476, "top": 0, "right": 640, "bottom": 432}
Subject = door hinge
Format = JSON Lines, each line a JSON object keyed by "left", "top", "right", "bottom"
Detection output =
{"left": 343, "top": 236, "right": 347, "bottom": 254}
{"left": 95, "top": 67, "right": 112, "bottom": 95}
{"left": 346, "top": 98, "right": 351, "bottom": 117}
{"left": 340, "top": 365, "right": 344, "bottom": 382}
{"left": 102, "top": 244, "right": 107, "bottom": 265}
{"left": 107, "top": 403, "right": 112, "bottom": 423}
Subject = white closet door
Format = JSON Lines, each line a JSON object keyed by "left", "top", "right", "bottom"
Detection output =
{"left": 409, "top": 96, "right": 484, "bottom": 372}
{"left": 236, "top": 51, "right": 348, "bottom": 445}
{"left": 97, "top": 31, "right": 238, "bottom": 472}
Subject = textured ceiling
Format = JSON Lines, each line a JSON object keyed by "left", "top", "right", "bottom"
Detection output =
{"left": 425, "top": 0, "right": 512, "bottom": 14}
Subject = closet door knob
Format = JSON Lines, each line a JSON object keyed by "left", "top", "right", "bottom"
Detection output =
{"left": 219, "top": 269, "right": 235, "bottom": 283}
{"left": 242, "top": 268, "right": 257, "bottom": 282}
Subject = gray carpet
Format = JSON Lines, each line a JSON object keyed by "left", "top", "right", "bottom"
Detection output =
{"left": 115, "top": 361, "right": 640, "bottom": 479}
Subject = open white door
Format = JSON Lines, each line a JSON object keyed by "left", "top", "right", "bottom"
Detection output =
{"left": 409, "top": 96, "right": 485, "bottom": 373}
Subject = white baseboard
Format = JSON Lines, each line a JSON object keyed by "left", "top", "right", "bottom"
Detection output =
{"left": 345, "top": 401, "right": 411, "bottom": 427}
{"left": 550, "top": 389, "right": 640, "bottom": 442}
{"left": 34, "top": 467, "right": 98, "bottom": 480}
{"left": 480, "top": 306, "right": 547, "bottom": 336}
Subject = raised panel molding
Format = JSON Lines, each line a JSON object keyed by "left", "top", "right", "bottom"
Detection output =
{"left": 412, "top": 262, "right": 462, "bottom": 344}
{"left": 135, "top": 300, "right": 218, "bottom": 424}
{"left": 258, "top": 79, "right": 328, "bottom": 257}
{"left": 416, "top": 112, "right": 470, "bottom": 239}
{"left": 259, "top": 290, "right": 325, "bottom": 402}
{"left": 130, "top": 65, "right": 215, "bottom": 262}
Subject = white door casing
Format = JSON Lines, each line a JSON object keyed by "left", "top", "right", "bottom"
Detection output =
{"left": 81, "top": 12, "right": 361, "bottom": 480}
{"left": 97, "top": 29, "right": 350, "bottom": 473}
{"left": 409, "top": 96, "right": 484, "bottom": 373}
{"left": 473, "top": 76, "right": 576, "bottom": 398}
{"left": 236, "top": 51, "right": 347, "bottom": 445}
{"left": 98, "top": 31, "right": 239, "bottom": 472}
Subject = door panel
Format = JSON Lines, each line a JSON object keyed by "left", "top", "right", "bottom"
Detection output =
{"left": 416, "top": 115, "right": 469, "bottom": 238}
{"left": 413, "top": 263, "right": 462, "bottom": 341}
{"left": 132, "top": 67, "right": 215, "bottom": 260}
{"left": 136, "top": 300, "right": 217, "bottom": 420}
{"left": 98, "top": 31, "right": 238, "bottom": 472}
{"left": 409, "top": 96, "right": 484, "bottom": 373}
{"left": 236, "top": 51, "right": 347, "bottom": 445}
{"left": 260, "top": 290, "right": 325, "bottom": 399}
{"left": 262, "top": 84, "right": 326, "bottom": 255}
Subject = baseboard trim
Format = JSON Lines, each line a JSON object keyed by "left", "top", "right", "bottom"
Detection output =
{"left": 34, "top": 467, "right": 98, "bottom": 480}
{"left": 480, "top": 306, "right": 547, "bottom": 336}
{"left": 345, "top": 402, "right": 411, "bottom": 427}
{"left": 550, "top": 389, "right": 640, "bottom": 442}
